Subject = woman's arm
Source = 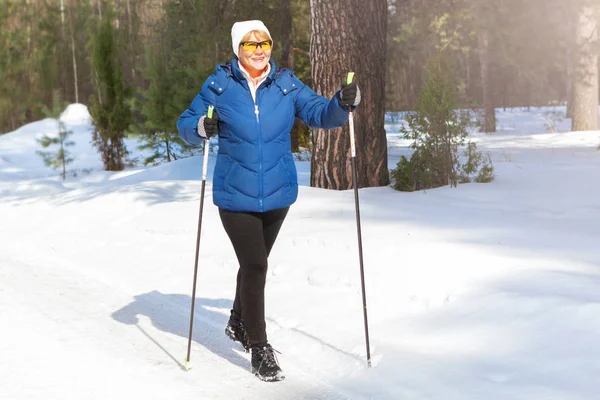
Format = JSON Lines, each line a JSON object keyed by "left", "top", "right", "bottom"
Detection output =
{"left": 177, "top": 80, "right": 216, "bottom": 147}
{"left": 294, "top": 83, "right": 351, "bottom": 129}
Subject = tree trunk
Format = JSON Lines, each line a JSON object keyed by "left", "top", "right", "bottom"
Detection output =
{"left": 126, "top": 0, "right": 135, "bottom": 79}
{"left": 477, "top": 20, "right": 496, "bottom": 132}
{"left": 59, "top": 123, "right": 66, "bottom": 180}
{"left": 565, "top": 1, "right": 576, "bottom": 118}
{"left": 309, "top": 0, "right": 389, "bottom": 189}
{"left": 572, "top": 0, "right": 599, "bottom": 131}
{"left": 68, "top": 5, "right": 79, "bottom": 103}
{"left": 60, "top": 0, "right": 65, "bottom": 27}
{"left": 566, "top": 45, "right": 574, "bottom": 118}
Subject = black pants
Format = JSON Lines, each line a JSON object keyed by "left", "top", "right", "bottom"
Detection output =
{"left": 219, "top": 206, "right": 289, "bottom": 346}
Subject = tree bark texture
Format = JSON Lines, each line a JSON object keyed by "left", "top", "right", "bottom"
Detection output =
{"left": 309, "top": 0, "right": 389, "bottom": 189}
{"left": 571, "top": 0, "right": 599, "bottom": 131}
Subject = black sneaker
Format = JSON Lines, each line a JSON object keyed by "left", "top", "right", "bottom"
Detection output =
{"left": 225, "top": 316, "right": 249, "bottom": 351}
{"left": 251, "top": 344, "right": 285, "bottom": 382}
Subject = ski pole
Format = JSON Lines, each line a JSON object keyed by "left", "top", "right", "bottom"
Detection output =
{"left": 347, "top": 72, "right": 371, "bottom": 368}
{"left": 185, "top": 105, "right": 214, "bottom": 371}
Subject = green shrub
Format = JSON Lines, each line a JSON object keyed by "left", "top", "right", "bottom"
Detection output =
{"left": 475, "top": 153, "right": 495, "bottom": 183}
{"left": 391, "top": 62, "right": 494, "bottom": 191}
{"left": 391, "top": 155, "right": 415, "bottom": 191}
{"left": 36, "top": 91, "right": 74, "bottom": 180}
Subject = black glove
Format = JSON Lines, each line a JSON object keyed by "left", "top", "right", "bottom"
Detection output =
{"left": 339, "top": 81, "right": 361, "bottom": 107}
{"left": 200, "top": 109, "right": 219, "bottom": 138}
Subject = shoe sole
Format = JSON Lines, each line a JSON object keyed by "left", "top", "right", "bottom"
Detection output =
{"left": 225, "top": 327, "right": 249, "bottom": 351}
{"left": 252, "top": 368, "right": 285, "bottom": 382}
{"left": 225, "top": 327, "right": 237, "bottom": 342}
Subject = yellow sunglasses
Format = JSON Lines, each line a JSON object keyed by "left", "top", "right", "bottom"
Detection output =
{"left": 240, "top": 40, "right": 272, "bottom": 52}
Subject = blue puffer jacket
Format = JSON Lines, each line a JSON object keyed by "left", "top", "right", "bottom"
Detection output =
{"left": 177, "top": 58, "right": 350, "bottom": 212}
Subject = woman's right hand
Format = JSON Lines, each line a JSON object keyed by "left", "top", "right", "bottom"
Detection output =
{"left": 198, "top": 110, "right": 219, "bottom": 138}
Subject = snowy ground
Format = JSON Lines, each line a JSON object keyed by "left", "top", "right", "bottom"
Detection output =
{"left": 1, "top": 105, "right": 599, "bottom": 399}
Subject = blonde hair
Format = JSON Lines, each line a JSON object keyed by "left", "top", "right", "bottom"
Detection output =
{"left": 240, "top": 30, "right": 271, "bottom": 44}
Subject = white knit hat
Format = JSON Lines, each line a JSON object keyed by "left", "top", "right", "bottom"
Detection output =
{"left": 231, "top": 20, "right": 272, "bottom": 58}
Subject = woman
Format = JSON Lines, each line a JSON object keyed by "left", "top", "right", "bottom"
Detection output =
{"left": 177, "top": 20, "right": 360, "bottom": 382}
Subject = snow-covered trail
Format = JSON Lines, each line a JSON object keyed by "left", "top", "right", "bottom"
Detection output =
{"left": 3, "top": 160, "right": 600, "bottom": 399}
{"left": 0, "top": 252, "right": 361, "bottom": 400}
{"left": 0, "top": 178, "right": 378, "bottom": 399}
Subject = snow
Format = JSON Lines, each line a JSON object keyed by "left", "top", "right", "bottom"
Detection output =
{"left": 1, "top": 104, "right": 600, "bottom": 399}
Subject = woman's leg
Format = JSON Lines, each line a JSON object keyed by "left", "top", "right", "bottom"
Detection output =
{"left": 263, "top": 207, "right": 289, "bottom": 257}
{"left": 232, "top": 206, "right": 288, "bottom": 318}
{"left": 231, "top": 269, "right": 243, "bottom": 321}
{"left": 219, "top": 207, "right": 289, "bottom": 346}
{"left": 219, "top": 208, "right": 269, "bottom": 345}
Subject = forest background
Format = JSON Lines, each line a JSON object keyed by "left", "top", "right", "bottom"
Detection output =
{"left": 1, "top": 0, "right": 598, "bottom": 180}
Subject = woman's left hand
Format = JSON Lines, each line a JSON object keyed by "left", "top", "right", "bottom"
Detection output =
{"left": 340, "top": 81, "right": 361, "bottom": 107}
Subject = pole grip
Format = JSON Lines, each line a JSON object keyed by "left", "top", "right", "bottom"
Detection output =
{"left": 346, "top": 72, "right": 355, "bottom": 85}
{"left": 346, "top": 72, "right": 356, "bottom": 158}
{"left": 202, "top": 106, "right": 214, "bottom": 181}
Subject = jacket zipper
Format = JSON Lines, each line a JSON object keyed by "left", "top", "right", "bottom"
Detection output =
{"left": 247, "top": 75, "right": 268, "bottom": 212}
{"left": 254, "top": 99, "right": 263, "bottom": 211}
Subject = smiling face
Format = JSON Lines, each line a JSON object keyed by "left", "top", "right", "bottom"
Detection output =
{"left": 238, "top": 30, "right": 272, "bottom": 78}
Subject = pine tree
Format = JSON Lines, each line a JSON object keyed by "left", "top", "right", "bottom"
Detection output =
{"left": 37, "top": 90, "right": 75, "bottom": 180}
{"left": 391, "top": 62, "right": 493, "bottom": 191}
{"left": 88, "top": 3, "right": 132, "bottom": 171}
{"left": 0, "top": 2, "right": 35, "bottom": 133}
{"left": 137, "top": 40, "right": 199, "bottom": 165}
